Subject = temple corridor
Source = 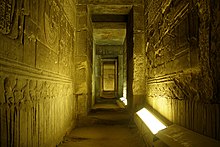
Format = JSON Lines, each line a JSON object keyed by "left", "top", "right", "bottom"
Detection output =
{"left": 0, "top": 0, "right": 220, "bottom": 147}
{"left": 58, "top": 100, "right": 145, "bottom": 147}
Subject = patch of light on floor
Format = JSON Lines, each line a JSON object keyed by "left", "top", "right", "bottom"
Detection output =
{"left": 120, "top": 97, "right": 127, "bottom": 106}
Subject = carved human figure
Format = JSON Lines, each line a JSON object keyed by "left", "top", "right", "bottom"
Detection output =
{"left": 13, "top": 79, "right": 25, "bottom": 105}
{"left": 36, "top": 81, "right": 42, "bottom": 102}
{"left": 23, "top": 79, "right": 33, "bottom": 146}
{"left": 35, "top": 80, "right": 44, "bottom": 146}
{"left": 29, "top": 80, "right": 36, "bottom": 102}
{"left": 4, "top": 77, "right": 16, "bottom": 105}
{"left": 29, "top": 80, "right": 38, "bottom": 146}
{"left": 13, "top": 78, "right": 26, "bottom": 146}
{"left": 19, "top": 79, "right": 28, "bottom": 147}
{"left": 0, "top": 76, "right": 5, "bottom": 104}
{"left": 4, "top": 77, "right": 16, "bottom": 146}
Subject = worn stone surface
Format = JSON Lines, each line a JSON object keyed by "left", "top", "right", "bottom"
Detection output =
{"left": 144, "top": 0, "right": 220, "bottom": 140}
{"left": 90, "top": 5, "right": 132, "bottom": 15}
{"left": 93, "top": 28, "right": 126, "bottom": 45}
{"left": 0, "top": 0, "right": 77, "bottom": 146}
{"left": 130, "top": 5, "right": 146, "bottom": 112}
{"left": 1, "top": 0, "right": 220, "bottom": 146}
{"left": 0, "top": 75, "right": 75, "bottom": 147}
{"left": 58, "top": 105, "right": 145, "bottom": 147}
{"left": 75, "top": 3, "right": 93, "bottom": 117}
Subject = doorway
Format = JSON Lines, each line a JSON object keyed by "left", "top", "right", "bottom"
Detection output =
{"left": 101, "top": 59, "right": 118, "bottom": 99}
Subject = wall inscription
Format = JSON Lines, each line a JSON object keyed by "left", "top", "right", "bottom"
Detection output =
{"left": 0, "top": 0, "right": 15, "bottom": 34}
{"left": 44, "top": 0, "right": 60, "bottom": 53}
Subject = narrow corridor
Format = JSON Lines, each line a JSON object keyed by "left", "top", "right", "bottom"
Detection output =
{"left": 1, "top": 0, "right": 220, "bottom": 146}
{"left": 58, "top": 100, "right": 145, "bottom": 147}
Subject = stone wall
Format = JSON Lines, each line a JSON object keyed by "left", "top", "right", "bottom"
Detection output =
{"left": 75, "top": 3, "right": 93, "bottom": 118}
{"left": 123, "top": 39, "right": 127, "bottom": 98}
{"left": 144, "top": 0, "right": 220, "bottom": 140}
{"left": 0, "top": 0, "right": 76, "bottom": 146}
{"left": 126, "top": 2, "right": 146, "bottom": 113}
{"left": 126, "top": 9, "right": 134, "bottom": 111}
{"left": 77, "top": 0, "right": 143, "bottom": 5}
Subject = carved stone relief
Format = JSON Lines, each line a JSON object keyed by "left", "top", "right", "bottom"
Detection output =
{"left": 59, "top": 15, "right": 72, "bottom": 75}
{"left": 0, "top": 0, "right": 15, "bottom": 34}
{"left": 44, "top": 0, "right": 60, "bottom": 53}
{"left": 0, "top": 0, "right": 25, "bottom": 39}
{"left": 0, "top": 75, "right": 74, "bottom": 147}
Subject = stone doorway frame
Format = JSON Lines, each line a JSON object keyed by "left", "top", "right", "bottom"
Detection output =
{"left": 100, "top": 58, "right": 118, "bottom": 98}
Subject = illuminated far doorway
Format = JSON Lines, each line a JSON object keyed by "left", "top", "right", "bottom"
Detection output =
{"left": 101, "top": 59, "right": 118, "bottom": 98}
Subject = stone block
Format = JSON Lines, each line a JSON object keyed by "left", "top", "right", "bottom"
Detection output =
{"left": 133, "top": 0, "right": 144, "bottom": 4}
{"left": 75, "top": 56, "right": 88, "bottom": 93}
{"left": 134, "top": 33, "right": 145, "bottom": 54}
{"left": 76, "top": 95, "right": 88, "bottom": 116}
{"left": 23, "top": 34, "right": 36, "bottom": 67}
{"left": 0, "top": 36, "right": 23, "bottom": 62}
{"left": 133, "top": 5, "right": 144, "bottom": 31}
{"left": 36, "top": 42, "right": 59, "bottom": 73}
{"left": 88, "top": 0, "right": 133, "bottom": 4}
{"left": 63, "top": 0, "right": 76, "bottom": 26}
{"left": 76, "top": 31, "right": 87, "bottom": 56}
{"left": 77, "top": 15, "right": 88, "bottom": 30}
{"left": 77, "top": 0, "right": 88, "bottom": 4}
{"left": 77, "top": 5, "right": 87, "bottom": 14}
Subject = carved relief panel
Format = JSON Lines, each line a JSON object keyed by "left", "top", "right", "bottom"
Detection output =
{"left": 44, "top": 0, "right": 60, "bottom": 53}
{"left": 0, "top": 74, "right": 74, "bottom": 147}
{"left": 0, "top": 0, "right": 15, "bottom": 34}
{"left": 59, "top": 15, "right": 72, "bottom": 76}
{"left": 0, "top": 0, "right": 24, "bottom": 39}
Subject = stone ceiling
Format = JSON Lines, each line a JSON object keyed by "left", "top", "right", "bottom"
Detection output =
{"left": 90, "top": 5, "right": 131, "bottom": 45}
{"left": 93, "top": 22, "right": 126, "bottom": 45}
{"left": 90, "top": 5, "right": 132, "bottom": 15}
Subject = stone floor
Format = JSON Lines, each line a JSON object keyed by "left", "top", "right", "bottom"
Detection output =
{"left": 58, "top": 101, "right": 146, "bottom": 147}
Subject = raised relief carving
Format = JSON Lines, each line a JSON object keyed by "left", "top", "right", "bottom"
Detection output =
{"left": 4, "top": 77, "right": 16, "bottom": 146}
{"left": 29, "top": 80, "right": 36, "bottom": 102}
{"left": 59, "top": 15, "right": 72, "bottom": 75}
{"left": 13, "top": 79, "right": 26, "bottom": 105}
{"left": 0, "top": 0, "right": 24, "bottom": 39}
{"left": 0, "top": 0, "right": 15, "bottom": 34}
{"left": 36, "top": 80, "right": 43, "bottom": 102}
{"left": 0, "top": 76, "right": 5, "bottom": 104}
{"left": 1, "top": 76, "right": 74, "bottom": 146}
{"left": 30, "top": 0, "right": 39, "bottom": 22}
{"left": 44, "top": 0, "right": 60, "bottom": 53}
{"left": 161, "top": 0, "right": 172, "bottom": 13}
{"left": 4, "top": 77, "right": 16, "bottom": 106}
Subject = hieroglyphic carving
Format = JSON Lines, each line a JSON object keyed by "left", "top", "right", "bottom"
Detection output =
{"left": 0, "top": 0, "right": 25, "bottom": 40}
{"left": 59, "top": 15, "right": 72, "bottom": 75}
{"left": 0, "top": 0, "right": 15, "bottom": 34}
{"left": 44, "top": 0, "right": 60, "bottom": 53}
